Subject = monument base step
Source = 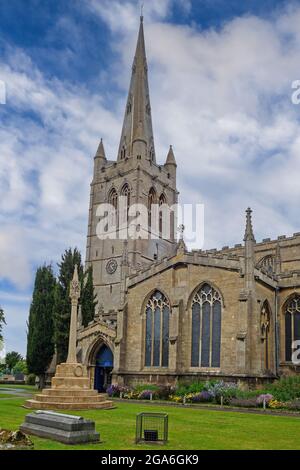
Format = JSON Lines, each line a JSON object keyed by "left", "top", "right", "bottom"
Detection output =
{"left": 24, "top": 399, "right": 114, "bottom": 410}
{"left": 34, "top": 393, "right": 108, "bottom": 404}
{"left": 41, "top": 389, "right": 105, "bottom": 397}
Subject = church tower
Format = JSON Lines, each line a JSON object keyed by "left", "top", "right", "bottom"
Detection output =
{"left": 85, "top": 17, "right": 178, "bottom": 316}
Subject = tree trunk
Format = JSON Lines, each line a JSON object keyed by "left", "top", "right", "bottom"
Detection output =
{"left": 38, "top": 374, "right": 45, "bottom": 390}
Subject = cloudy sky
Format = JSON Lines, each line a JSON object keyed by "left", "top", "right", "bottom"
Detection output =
{"left": 1, "top": 0, "right": 300, "bottom": 356}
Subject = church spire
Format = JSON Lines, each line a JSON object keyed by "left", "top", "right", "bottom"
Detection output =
{"left": 117, "top": 16, "right": 155, "bottom": 162}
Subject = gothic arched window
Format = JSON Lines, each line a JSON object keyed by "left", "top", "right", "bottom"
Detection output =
{"left": 191, "top": 283, "right": 222, "bottom": 368}
{"left": 120, "top": 145, "right": 126, "bottom": 160}
{"left": 108, "top": 188, "right": 118, "bottom": 229}
{"left": 148, "top": 187, "right": 157, "bottom": 230}
{"left": 284, "top": 295, "right": 300, "bottom": 361}
{"left": 159, "top": 194, "right": 166, "bottom": 237}
{"left": 257, "top": 255, "right": 275, "bottom": 275}
{"left": 145, "top": 291, "right": 170, "bottom": 367}
{"left": 108, "top": 188, "right": 118, "bottom": 209}
{"left": 120, "top": 183, "right": 130, "bottom": 225}
{"left": 261, "top": 301, "right": 271, "bottom": 370}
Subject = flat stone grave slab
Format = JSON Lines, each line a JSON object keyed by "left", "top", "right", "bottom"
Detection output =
{"left": 20, "top": 410, "right": 100, "bottom": 445}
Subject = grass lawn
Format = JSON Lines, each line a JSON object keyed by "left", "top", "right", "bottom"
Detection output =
{"left": 0, "top": 384, "right": 37, "bottom": 392}
{"left": 0, "top": 396, "right": 300, "bottom": 450}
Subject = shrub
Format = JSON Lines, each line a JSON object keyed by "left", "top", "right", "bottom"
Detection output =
{"left": 235, "top": 389, "right": 259, "bottom": 399}
{"left": 266, "top": 376, "right": 300, "bottom": 402}
{"left": 26, "top": 374, "right": 36, "bottom": 386}
{"left": 134, "top": 384, "right": 160, "bottom": 393}
{"left": 229, "top": 398, "right": 258, "bottom": 408}
{"left": 256, "top": 394, "right": 273, "bottom": 407}
{"left": 286, "top": 399, "right": 300, "bottom": 411}
{"left": 208, "top": 381, "right": 238, "bottom": 404}
{"left": 157, "top": 385, "right": 174, "bottom": 400}
{"left": 175, "top": 381, "right": 206, "bottom": 397}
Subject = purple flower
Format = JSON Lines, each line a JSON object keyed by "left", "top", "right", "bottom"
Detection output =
{"left": 139, "top": 390, "right": 155, "bottom": 400}
{"left": 192, "top": 391, "right": 213, "bottom": 403}
{"left": 106, "top": 384, "right": 129, "bottom": 397}
{"left": 256, "top": 394, "right": 273, "bottom": 406}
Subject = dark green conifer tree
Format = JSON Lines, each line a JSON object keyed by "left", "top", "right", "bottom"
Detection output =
{"left": 81, "top": 266, "right": 97, "bottom": 327}
{"left": 26, "top": 265, "right": 56, "bottom": 388}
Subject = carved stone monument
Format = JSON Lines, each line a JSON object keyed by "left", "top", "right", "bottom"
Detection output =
{"left": 25, "top": 266, "right": 113, "bottom": 410}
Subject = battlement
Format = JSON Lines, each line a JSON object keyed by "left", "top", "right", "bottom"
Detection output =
{"left": 128, "top": 250, "right": 243, "bottom": 288}
{"left": 219, "top": 231, "right": 300, "bottom": 254}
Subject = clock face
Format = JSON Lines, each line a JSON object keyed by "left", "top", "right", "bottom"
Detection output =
{"left": 106, "top": 259, "right": 118, "bottom": 275}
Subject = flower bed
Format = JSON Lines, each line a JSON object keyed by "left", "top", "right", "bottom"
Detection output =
{"left": 106, "top": 377, "right": 300, "bottom": 412}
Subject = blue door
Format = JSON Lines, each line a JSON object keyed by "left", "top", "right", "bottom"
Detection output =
{"left": 94, "top": 345, "right": 114, "bottom": 392}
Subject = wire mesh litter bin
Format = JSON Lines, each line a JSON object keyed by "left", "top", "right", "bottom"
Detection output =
{"left": 136, "top": 413, "right": 168, "bottom": 444}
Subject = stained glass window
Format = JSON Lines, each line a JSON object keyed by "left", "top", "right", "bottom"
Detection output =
{"left": 285, "top": 296, "right": 300, "bottom": 361}
{"left": 144, "top": 291, "right": 170, "bottom": 367}
{"left": 191, "top": 283, "right": 222, "bottom": 368}
{"left": 145, "top": 307, "right": 152, "bottom": 367}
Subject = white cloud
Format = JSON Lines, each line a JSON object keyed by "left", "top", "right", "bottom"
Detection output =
{"left": 2, "top": 1, "right": 300, "bottom": 352}
{"left": 0, "top": 44, "right": 121, "bottom": 289}
{"left": 85, "top": 0, "right": 190, "bottom": 33}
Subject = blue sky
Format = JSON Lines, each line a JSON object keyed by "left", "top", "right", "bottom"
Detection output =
{"left": 1, "top": 0, "right": 300, "bottom": 356}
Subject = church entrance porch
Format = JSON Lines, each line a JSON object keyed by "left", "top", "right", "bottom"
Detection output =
{"left": 94, "top": 345, "right": 114, "bottom": 392}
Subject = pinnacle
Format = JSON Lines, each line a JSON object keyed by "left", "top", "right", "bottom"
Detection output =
{"left": 95, "top": 138, "right": 106, "bottom": 159}
{"left": 165, "top": 145, "right": 177, "bottom": 166}
{"left": 244, "top": 207, "right": 256, "bottom": 243}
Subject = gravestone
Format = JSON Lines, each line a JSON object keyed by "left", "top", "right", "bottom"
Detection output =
{"left": 20, "top": 411, "right": 100, "bottom": 445}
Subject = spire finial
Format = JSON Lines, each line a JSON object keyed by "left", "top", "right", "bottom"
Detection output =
{"left": 73, "top": 264, "right": 78, "bottom": 281}
{"left": 244, "top": 207, "right": 256, "bottom": 243}
{"left": 140, "top": 3, "right": 144, "bottom": 21}
{"left": 70, "top": 264, "right": 80, "bottom": 300}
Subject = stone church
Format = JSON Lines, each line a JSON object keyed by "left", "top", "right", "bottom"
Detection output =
{"left": 76, "top": 17, "right": 300, "bottom": 391}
